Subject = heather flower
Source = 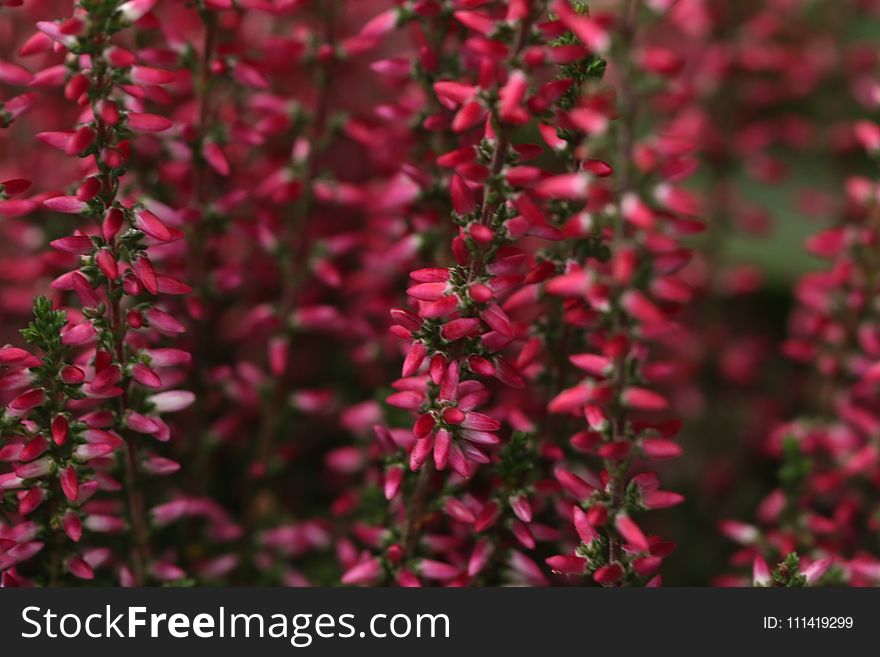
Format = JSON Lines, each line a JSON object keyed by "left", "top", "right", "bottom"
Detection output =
{"left": 336, "top": 0, "right": 692, "bottom": 587}
{"left": 1, "top": 0, "right": 879, "bottom": 590}
{"left": 720, "top": 28, "right": 880, "bottom": 586}
{"left": 1, "top": 0, "right": 188, "bottom": 585}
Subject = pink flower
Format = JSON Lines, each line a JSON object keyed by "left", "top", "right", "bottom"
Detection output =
{"left": 147, "top": 390, "right": 195, "bottom": 413}
{"left": 341, "top": 558, "right": 381, "bottom": 586}
{"left": 118, "top": 0, "right": 157, "bottom": 21}
{"left": 546, "top": 554, "right": 587, "bottom": 575}
{"left": 9, "top": 388, "right": 45, "bottom": 411}
{"left": 0, "top": 60, "right": 33, "bottom": 85}
{"left": 43, "top": 196, "right": 87, "bottom": 214}
{"left": 753, "top": 556, "right": 771, "bottom": 587}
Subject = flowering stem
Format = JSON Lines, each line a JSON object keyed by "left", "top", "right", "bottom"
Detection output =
{"left": 89, "top": 30, "right": 151, "bottom": 588}
{"left": 112, "top": 298, "right": 149, "bottom": 586}
{"left": 475, "top": 16, "right": 532, "bottom": 231}
{"left": 401, "top": 467, "right": 432, "bottom": 558}
{"left": 605, "top": 0, "right": 638, "bottom": 577}
{"left": 187, "top": 9, "right": 220, "bottom": 493}
{"left": 401, "top": 8, "right": 535, "bottom": 562}
{"left": 94, "top": 88, "right": 152, "bottom": 580}
{"left": 244, "top": 0, "right": 336, "bottom": 536}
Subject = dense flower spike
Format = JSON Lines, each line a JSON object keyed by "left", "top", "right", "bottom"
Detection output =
{"left": 1, "top": 0, "right": 187, "bottom": 585}
{"left": 533, "top": 0, "right": 694, "bottom": 587}
{"left": 721, "top": 61, "right": 880, "bottom": 586}
{"left": 341, "top": 0, "right": 691, "bottom": 587}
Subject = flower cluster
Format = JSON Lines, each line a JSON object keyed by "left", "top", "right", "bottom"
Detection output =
{"left": 3, "top": 0, "right": 880, "bottom": 588}
{"left": 721, "top": 114, "right": 880, "bottom": 587}
{"left": 328, "top": 0, "right": 693, "bottom": 587}
{"left": 1, "top": 0, "right": 191, "bottom": 585}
